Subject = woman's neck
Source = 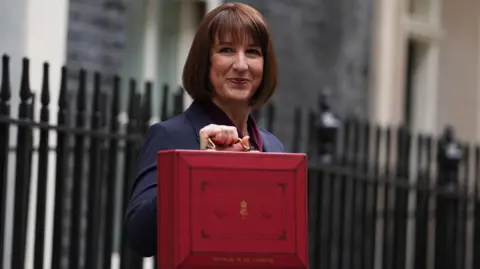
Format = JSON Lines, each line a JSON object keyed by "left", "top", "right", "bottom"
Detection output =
{"left": 212, "top": 98, "right": 250, "bottom": 136}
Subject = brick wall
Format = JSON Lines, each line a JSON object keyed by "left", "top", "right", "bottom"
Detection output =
{"left": 66, "top": 0, "right": 127, "bottom": 75}
{"left": 65, "top": 0, "right": 128, "bottom": 113}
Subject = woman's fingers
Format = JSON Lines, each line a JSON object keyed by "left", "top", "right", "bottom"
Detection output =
{"left": 215, "top": 127, "right": 238, "bottom": 145}
{"left": 199, "top": 124, "right": 253, "bottom": 151}
{"left": 199, "top": 124, "right": 239, "bottom": 150}
{"left": 213, "top": 136, "right": 250, "bottom": 152}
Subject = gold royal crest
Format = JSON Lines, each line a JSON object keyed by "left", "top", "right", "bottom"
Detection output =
{"left": 240, "top": 200, "right": 248, "bottom": 219}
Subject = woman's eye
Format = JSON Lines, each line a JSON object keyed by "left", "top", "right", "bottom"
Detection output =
{"left": 247, "top": 49, "right": 262, "bottom": 55}
{"left": 219, "top": 47, "right": 233, "bottom": 53}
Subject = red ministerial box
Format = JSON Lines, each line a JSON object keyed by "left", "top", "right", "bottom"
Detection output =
{"left": 157, "top": 150, "right": 308, "bottom": 269}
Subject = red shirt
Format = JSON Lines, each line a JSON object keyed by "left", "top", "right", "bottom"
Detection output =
{"left": 200, "top": 100, "right": 264, "bottom": 151}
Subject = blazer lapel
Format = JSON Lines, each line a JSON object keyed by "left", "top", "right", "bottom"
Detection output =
{"left": 262, "top": 134, "right": 272, "bottom": 152}
{"left": 260, "top": 130, "right": 282, "bottom": 152}
{"left": 184, "top": 101, "right": 214, "bottom": 144}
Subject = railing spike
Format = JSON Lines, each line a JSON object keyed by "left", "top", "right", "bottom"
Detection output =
{"left": 58, "top": 66, "right": 68, "bottom": 109}
{"left": 111, "top": 75, "right": 120, "bottom": 116}
{"left": 0, "top": 55, "right": 11, "bottom": 102}
{"left": 19, "top": 57, "right": 31, "bottom": 101}
{"left": 41, "top": 62, "right": 50, "bottom": 106}
{"left": 92, "top": 72, "right": 101, "bottom": 112}
{"left": 77, "top": 69, "right": 87, "bottom": 111}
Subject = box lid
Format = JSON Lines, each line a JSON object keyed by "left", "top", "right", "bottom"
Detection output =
{"left": 159, "top": 151, "right": 307, "bottom": 269}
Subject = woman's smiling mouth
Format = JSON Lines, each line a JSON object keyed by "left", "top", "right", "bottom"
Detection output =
{"left": 228, "top": 78, "right": 250, "bottom": 84}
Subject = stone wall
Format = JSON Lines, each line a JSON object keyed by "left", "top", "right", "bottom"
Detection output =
{"left": 66, "top": 0, "right": 127, "bottom": 75}
{"left": 65, "top": 0, "right": 128, "bottom": 112}
{"left": 227, "top": 0, "right": 373, "bottom": 152}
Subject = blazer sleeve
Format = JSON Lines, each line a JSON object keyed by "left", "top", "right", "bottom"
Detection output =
{"left": 124, "top": 123, "right": 175, "bottom": 257}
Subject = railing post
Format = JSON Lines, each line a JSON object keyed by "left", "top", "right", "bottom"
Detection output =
{"left": 309, "top": 92, "right": 340, "bottom": 269}
{"left": 0, "top": 54, "right": 12, "bottom": 269}
{"left": 313, "top": 91, "right": 340, "bottom": 163}
{"left": 173, "top": 86, "right": 184, "bottom": 116}
{"left": 359, "top": 122, "right": 372, "bottom": 269}
{"left": 120, "top": 79, "right": 144, "bottom": 269}
{"left": 11, "top": 57, "right": 33, "bottom": 268}
{"left": 51, "top": 66, "right": 70, "bottom": 269}
{"left": 435, "top": 125, "right": 463, "bottom": 269}
{"left": 141, "top": 81, "right": 152, "bottom": 134}
{"left": 437, "top": 126, "right": 462, "bottom": 187}
{"left": 413, "top": 135, "right": 430, "bottom": 269}
{"left": 364, "top": 125, "right": 383, "bottom": 269}
{"left": 69, "top": 69, "right": 88, "bottom": 269}
{"left": 348, "top": 120, "right": 366, "bottom": 269}
{"left": 160, "top": 84, "right": 169, "bottom": 121}
{"left": 382, "top": 127, "right": 394, "bottom": 269}
{"left": 456, "top": 145, "right": 469, "bottom": 269}
{"left": 102, "top": 75, "right": 121, "bottom": 269}
{"left": 473, "top": 147, "right": 480, "bottom": 269}
{"left": 33, "top": 62, "right": 51, "bottom": 269}
{"left": 306, "top": 109, "right": 316, "bottom": 157}
{"left": 85, "top": 72, "right": 103, "bottom": 269}
{"left": 392, "top": 126, "right": 411, "bottom": 269}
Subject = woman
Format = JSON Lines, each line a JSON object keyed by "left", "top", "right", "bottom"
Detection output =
{"left": 125, "top": 2, "right": 285, "bottom": 257}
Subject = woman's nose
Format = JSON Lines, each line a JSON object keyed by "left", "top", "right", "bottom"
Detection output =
{"left": 232, "top": 52, "right": 248, "bottom": 71}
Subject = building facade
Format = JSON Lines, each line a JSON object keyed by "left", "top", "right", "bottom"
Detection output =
{"left": 370, "top": 0, "right": 480, "bottom": 142}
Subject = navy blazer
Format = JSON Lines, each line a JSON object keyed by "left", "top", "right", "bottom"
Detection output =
{"left": 125, "top": 100, "right": 285, "bottom": 257}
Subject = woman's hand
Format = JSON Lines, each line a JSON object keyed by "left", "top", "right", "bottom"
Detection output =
{"left": 199, "top": 124, "right": 250, "bottom": 151}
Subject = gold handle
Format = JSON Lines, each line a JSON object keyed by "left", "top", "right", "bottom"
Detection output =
{"left": 206, "top": 137, "right": 251, "bottom": 151}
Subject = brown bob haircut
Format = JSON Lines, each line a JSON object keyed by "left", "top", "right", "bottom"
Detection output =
{"left": 182, "top": 3, "right": 278, "bottom": 109}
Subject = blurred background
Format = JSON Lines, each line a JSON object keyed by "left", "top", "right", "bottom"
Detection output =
{"left": 0, "top": 0, "right": 479, "bottom": 269}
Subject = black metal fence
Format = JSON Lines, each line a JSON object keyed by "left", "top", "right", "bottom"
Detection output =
{"left": 1, "top": 54, "right": 480, "bottom": 269}
{"left": 0, "top": 55, "right": 188, "bottom": 269}
{"left": 308, "top": 122, "right": 480, "bottom": 269}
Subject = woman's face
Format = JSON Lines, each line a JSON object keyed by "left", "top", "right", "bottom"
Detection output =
{"left": 209, "top": 34, "right": 263, "bottom": 105}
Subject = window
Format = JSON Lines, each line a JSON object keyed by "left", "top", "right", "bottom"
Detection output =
{"left": 403, "top": 39, "right": 430, "bottom": 129}
{"left": 408, "top": 0, "right": 431, "bottom": 20}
